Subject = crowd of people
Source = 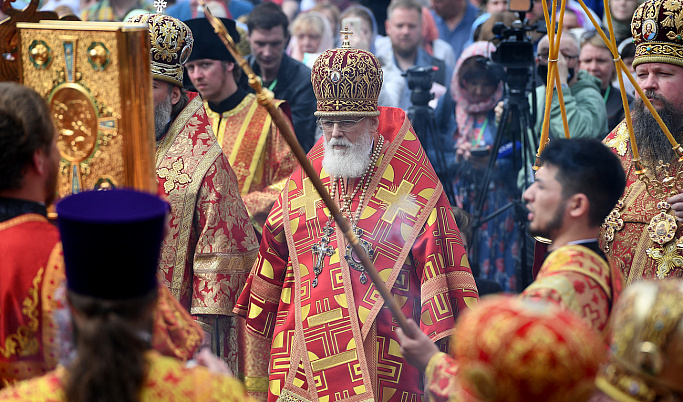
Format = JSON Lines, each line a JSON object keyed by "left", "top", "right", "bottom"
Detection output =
{"left": 1, "top": 0, "right": 683, "bottom": 400}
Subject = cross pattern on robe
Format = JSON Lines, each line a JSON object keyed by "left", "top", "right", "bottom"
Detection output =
{"left": 646, "top": 242, "right": 683, "bottom": 279}
{"left": 158, "top": 159, "right": 191, "bottom": 193}
{"left": 290, "top": 177, "right": 318, "bottom": 220}
{"left": 376, "top": 180, "right": 420, "bottom": 222}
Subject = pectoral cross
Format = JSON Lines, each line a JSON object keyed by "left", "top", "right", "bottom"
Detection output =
{"left": 311, "top": 225, "right": 335, "bottom": 287}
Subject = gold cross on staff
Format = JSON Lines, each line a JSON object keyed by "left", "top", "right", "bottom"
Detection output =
{"left": 340, "top": 26, "right": 353, "bottom": 48}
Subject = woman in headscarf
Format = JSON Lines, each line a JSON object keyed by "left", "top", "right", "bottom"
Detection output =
{"left": 451, "top": 41, "right": 520, "bottom": 292}
{"left": 287, "top": 11, "right": 335, "bottom": 67}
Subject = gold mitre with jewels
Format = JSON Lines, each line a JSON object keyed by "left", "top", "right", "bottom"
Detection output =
{"left": 595, "top": 280, "right": 683, "bottom": 401}
{"left": 311, "top": 28, "right": 383, "bottom": 117}
{"left": 127, "top": 13, "right": 193, "bottom": 87}
{"left": 631, "top": 0, "right": 683, "bottom": 68}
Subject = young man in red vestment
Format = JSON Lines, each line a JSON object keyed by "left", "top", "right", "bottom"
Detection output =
{"left": 234, "top": 33, "right": 479, "bottom": 402}
{"left": 0, "top": 81, "right": 62, "bottom": 388}
{"left": 184, "top": 17, "right": 298, "bottom": 236}
{"left": 128, "top": 13, "right": 259, "bottom": 375}
{"left": 397, "top": 138, "right": 626, "bottom": 400}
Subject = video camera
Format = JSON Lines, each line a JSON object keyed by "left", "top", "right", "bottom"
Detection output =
{"left": 491, "top": 0, "right": 544, "bottom": 94}
{"left": 404, "top": 66, "right": 434, "bottom": 107}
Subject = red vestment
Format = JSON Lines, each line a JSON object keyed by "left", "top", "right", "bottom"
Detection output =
{"left": 425, "top": 244, "right": 622, "bottom": 400}
{"left": 234, "top": 107, "right": 479, "bottom": 401}
{"left": 601, "top": 122, "right": 683, "bottom": 282}
{"left": 521, "top": 244, "right": 623, "bottom": 340}
{"left": 0, "top": 211, "right": 204, "bottom": 388}
{"left": 155, "top": 92, "right": 259, "bottom": 372}
{"left": 0, "top": 351, "right": 250, "bottom": 401}
{"left": 0, "top": 214, "right": 62, "bottom": 389}
{"left": 205, "top": 94, "right": 298, "bottom": 233}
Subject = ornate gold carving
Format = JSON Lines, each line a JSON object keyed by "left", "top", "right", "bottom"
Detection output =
{"left": 0, "top": 268, "right": 42, "bottom": 359}
{"left": 18, "top": 22, "right": 155, "bottom": 199}
{"left": 51, "top": 83, "right": 99, "bottom": 163}
{"left": 28, "top": 40, "right": 51, "bottom": 68}
{"left": 158, "top": 159, "right": 191, "bottom": 192}
{"left": 601, "top": 200, "right": 624, "bottom": 254}
{"left": 87, "top": 42, "right": 109, "bottom": 71}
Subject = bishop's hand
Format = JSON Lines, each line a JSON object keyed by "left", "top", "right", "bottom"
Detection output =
{"left": 396, "top": 318, "right": 440, "bottom": 372}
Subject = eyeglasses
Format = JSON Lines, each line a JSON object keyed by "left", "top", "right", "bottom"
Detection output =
{"left": 317, "top": 117, "right": 365, "bottom": 132}
{"left": 537, "top": 51, "right": 579, "bottom": 62}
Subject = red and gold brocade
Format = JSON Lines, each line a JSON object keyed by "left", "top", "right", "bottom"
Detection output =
{"left": 0, "top": 351, "right": 251, "bottom": 401}
{"left": 205, "top": 94, "right": 298, "bottom": 233}
{"left": 600, "top": 122, "right": 683, "bottom": 282}
{"left": 521, "top": 244, "right": 623, "bottom": 340}
{"left": 424, "top": 296, "right": 605, "bottom": 402}
{"left": 0, "top": 215, "right": 62, "bottom": 389}
{"left": 0, "top": 214, "right": 206, "bottom": 388}
{"left": 155, "top": 92, "right": 259, "bottom": 371}
{"left": 424, "top": 244, "right": 622, "bottom": 401}
{"left": 234, "top": 107, "right": 479, "bottom": 402}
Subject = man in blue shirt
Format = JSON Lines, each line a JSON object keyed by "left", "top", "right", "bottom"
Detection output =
{"left": 431, "top": 0, "right": 479, "bottom": 61}
{"left": 382, "top": 0, "right": 455, "bottom": 195}
{"left": 383, "top": 0, "right": 453, "bottom": 111}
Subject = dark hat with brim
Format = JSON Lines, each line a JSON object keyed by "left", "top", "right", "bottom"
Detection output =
{"left": 184, "top": 17, "right": 240, "bottom": 64}
{"left": 57, "top": 189, "right": 168, "bottom": 300}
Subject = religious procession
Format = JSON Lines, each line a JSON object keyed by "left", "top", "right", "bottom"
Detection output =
{"left": 0, "top": 0, "right": 681, "bottom": 399}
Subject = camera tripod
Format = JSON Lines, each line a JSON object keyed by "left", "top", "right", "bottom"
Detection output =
{"left": 408, "top": 104, "right": 457, "bottom": 205}
{"left": 469, "top": 88, "right": 538, "bottom": 291}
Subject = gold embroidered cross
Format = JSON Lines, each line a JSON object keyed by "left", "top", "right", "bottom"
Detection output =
{"left": 158, "top": 159, "right": 191, "bottom": 193}
{"left": 376, "top": 180, "right": 419, "bottom": 222}
{"left": 290, "top": 177, "right": 318, "bottom": 220}
{"left": 646, "top": 242, "right": 683, "bottom": 279}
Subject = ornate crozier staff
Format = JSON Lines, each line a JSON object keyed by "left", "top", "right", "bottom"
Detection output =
{"left": 197, "top": 1, "right": 410, "bottom": 332}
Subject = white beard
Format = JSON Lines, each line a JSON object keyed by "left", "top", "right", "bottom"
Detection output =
{"left": 322, "top": 131, "right": 374, "bottom": 179}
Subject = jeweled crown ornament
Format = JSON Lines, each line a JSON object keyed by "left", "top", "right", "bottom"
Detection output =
{"left": 127, "top": 13, "right": 193, "bottom": 87}
{"left": 631, "top": 0, "right": 683, "bottom": 68}
{"left": 311, "top": 27, "right": 383, "bottom": 117}
{"left": 595, "top": 280, "right": 683, "bottom": 401}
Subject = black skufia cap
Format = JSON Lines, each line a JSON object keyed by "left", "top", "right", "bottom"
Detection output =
{"left": 184, "top": 17, "right": 240, "bottom": 63}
